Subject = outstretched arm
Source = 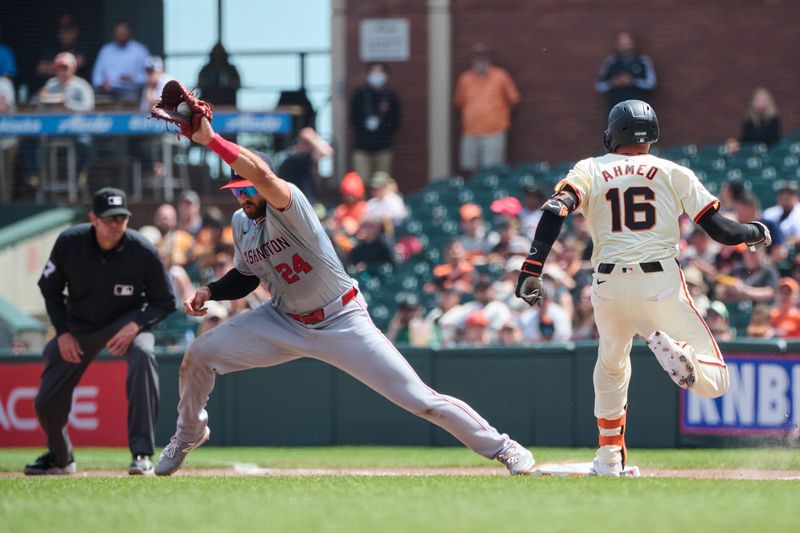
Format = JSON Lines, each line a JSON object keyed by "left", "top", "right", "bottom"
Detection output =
{"left": 696, "top": 208, "right": 770, "bottom": 249}
{"left": 192, "top": 117, "right": 293, "bottom": 209}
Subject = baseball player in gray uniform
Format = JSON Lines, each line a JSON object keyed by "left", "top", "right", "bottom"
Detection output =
{"left": 154, "top": 113, "right": 534, "bottom": 476}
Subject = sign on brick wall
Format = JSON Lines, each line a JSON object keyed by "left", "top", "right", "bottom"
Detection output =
{"left": 360, "top": 19, "right": 410, "bottom": 62}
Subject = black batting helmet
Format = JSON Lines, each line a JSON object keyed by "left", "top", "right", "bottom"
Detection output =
{"left": 603, "top": 100, "right": 659, "bottom": 152}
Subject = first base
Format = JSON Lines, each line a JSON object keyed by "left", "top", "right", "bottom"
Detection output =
{"left": 531, "top": 462, "right": 641, "bottom": 478}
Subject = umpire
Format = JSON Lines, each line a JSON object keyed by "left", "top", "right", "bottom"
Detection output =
{"left": 24, "top": 188, "right": 176, "bottom": 476}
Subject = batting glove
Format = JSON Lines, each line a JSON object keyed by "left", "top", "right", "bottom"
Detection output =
{"left": 746, "top": 221, "right": 772, "bottom": 250}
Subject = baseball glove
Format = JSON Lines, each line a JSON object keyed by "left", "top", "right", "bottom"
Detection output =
{"left": 149, "top": 80, "right": 213, "bottom": 138}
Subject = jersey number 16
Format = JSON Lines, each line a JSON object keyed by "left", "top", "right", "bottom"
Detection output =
{"left": 605, "top": 186, "right": 656, "bottom": 232}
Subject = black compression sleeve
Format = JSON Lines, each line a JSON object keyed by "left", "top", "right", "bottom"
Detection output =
{"left": 696, "top": 209, "right": 759, "bottom": 245}
{"left": 207, "top": 268, "right": 261, "bottom": 301}
{"left": 533, "top": 210, "right": 565, "bottom": 245}
{"left": 519, "top": 211, "right": 566, "bottom": 276}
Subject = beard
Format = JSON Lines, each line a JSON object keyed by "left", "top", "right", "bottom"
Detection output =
{"left": 242, "top": 198, "right": 268, "bottom": 220}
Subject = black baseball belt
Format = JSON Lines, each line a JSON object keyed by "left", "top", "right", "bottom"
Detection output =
{"left": 596, "top": 261, "right": 664, "bottom": 274}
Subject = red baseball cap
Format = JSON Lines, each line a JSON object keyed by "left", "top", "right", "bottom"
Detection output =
{"left": 490, "top": 196, "right": 522, "bottom": 217}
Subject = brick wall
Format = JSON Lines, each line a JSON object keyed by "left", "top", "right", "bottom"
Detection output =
{"left": 347, "top": 0, "right": 799, "bottom": 192}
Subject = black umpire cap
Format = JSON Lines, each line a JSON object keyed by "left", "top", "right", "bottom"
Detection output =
{"left": 93, "top": 187, "right": 132, "bottom": 217}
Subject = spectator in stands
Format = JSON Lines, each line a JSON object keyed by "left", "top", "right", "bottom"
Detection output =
{"left": 363, "top": 171, "right": 406, "bottom": 226}
{"left": 350, "top": 62, "right": 402, "bottom": 181}
{"left": 462, "top": 276, "right": 513, "bottom": 335}
{"left": 38, "top": 52, "right": 94, "bottom": 182}
{"left": 763, "top": 181, "right": 800, "bottom": 245}
{"left": 771, "top": 278, "right": 800, "bottom": 339}
{"left": 178, "top": 190, "right": 203, "bottom": 237}
{"left": 131, "top": 56, "right": 174, "bottom": 182}
{"left": 190, "top": 206, "right": 233, "bottom": 278}
{"left": 425, "top": 287, "right": 467, "bottom": 348}
{"left": 683, "top": 227, "right": 720, "bottom": 270}
{"left": 0, "top": 73, "right": 16, "bottom": 201}
{"left": 0, "top": 27, "right": 17, "bottom": 78}
{"left": 426, "top": 240, "right": 475, "bottom": 294}
{"left": 139, "top": 56, "right": 172, "bottom": 113}
{"left": 153, "top": 203, "right": 194, "bottom": 267}
{"left": 386, "top": 293, "right": 424, "bottom": 345}
{"left": 595, "top": 31, "right": 657, "bottom": 110}
{"left": 140, "top": 223, "right": 193, "bottom": 307}
{"left": 571, "top": 285, "right": 598, "bottom": 341}
{"left": 519, "top": 185, "right": 545, "bottom": 238}
{"left": 458, "top": 203, "right": 492, "bottom": 259}
{"left": 333, "top": 171, "right": 368, "bottom": 236}
{"left": 497, "top": 319, "right": 524, "bottom": 346}
{"left": 747, "top": 303, "right": 777, "bottom": 338}
{"left": 37, "top": 15, "right": 89, "bottom": 84}
{"left": 197, "top": 43, "right": 240, "bottom": 107}
{"left": 728, "top": 88, "right": 782, "bottom": 152}
{"left": 734, "top": 191, "right": 785, "bottom": 261}
{"left": 92, "top": 21, "right": 150, "bottom": 103}
{"left": 349, "top": 218, "right": 395, "bottom": 269}
{"left": 454, "top": 42, "right": 520, "bottom": 173}
{"left": 706, "top": 301, "right": 734, "bottom": 342}
{"left": 519, "top": 288, "right": 572, "bottom": 342}
{"left": 278, "top": 127, "right": 334, "bottom": 204}
{"left": 489, "top": 218, "right": 529, "bottom": 260}
{"left": 461, "top": 310, "right": 492, "bottom": 346}
{"left": 718, "top": 179, "right": 747, "bottom": 214}
{"left": 716, "top": 247, "right": 778, "bottom": 305}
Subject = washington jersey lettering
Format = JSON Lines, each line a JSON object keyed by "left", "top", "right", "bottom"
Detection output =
{"left": 232, "top": 183, "right": 353, "bottom": 314}
{"left": 559, "top": 153, "right": 719, "bottom": 265}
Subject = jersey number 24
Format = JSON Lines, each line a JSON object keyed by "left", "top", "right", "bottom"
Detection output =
{"left": 275, "top": 253, "right": 314, "bottom": 284}
{"left": 605, "top": 186, "right": 656, "bottom": 232}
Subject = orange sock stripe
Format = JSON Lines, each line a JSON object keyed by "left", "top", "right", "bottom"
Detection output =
{"left": 597, "top": 414, "right": 626, "bottom": 429}
{"left": 599, "top": 434, "right": 625, "bottom": 447}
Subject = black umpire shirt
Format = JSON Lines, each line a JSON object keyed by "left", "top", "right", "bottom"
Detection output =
{"left": 38, "top": 223, "right": 176, "bottom": 335}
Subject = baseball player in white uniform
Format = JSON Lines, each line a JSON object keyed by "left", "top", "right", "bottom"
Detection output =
{"left": 154, "top": 111, "right": 535, "bottom": 476}
{"left": 514, "top": 100, "right": 771, "bottom": 476}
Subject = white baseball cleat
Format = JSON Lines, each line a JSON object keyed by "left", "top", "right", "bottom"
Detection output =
{"left": 496, "top": 441, "right": 536, "bottom": 475}
{"left": 589, "top": 458, "right": 641, "bottom": 478}
{"left": 155, "top": 426, "right": 211, "bottom": 476}
{"left": 647, "top": 331, "right": 696, "bottom": 389}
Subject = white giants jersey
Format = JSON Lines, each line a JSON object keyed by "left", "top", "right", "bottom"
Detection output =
{"left": 558, "top": 153, "right": 719, "bottom": 265}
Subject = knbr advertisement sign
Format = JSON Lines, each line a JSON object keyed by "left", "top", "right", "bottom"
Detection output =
{"left": 0, "top": 361, "right": 128, "bottom": 446}
{"left": 681, "top": 355, "right": 800, "bottom": 436}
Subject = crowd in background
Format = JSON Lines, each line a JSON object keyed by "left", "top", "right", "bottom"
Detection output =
{"left": 0, "top": 17, "right": 797, "bottom": 349}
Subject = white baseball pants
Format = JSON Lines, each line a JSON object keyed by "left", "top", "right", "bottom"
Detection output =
{"left": 590, "top": 259, "right": 729, "bottom": 464}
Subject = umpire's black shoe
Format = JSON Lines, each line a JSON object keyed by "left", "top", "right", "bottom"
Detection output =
{"left": 24, "top": 452, "right": 77, "bottom": 476}
{"left": 129, "top": 454, "right": 154, "bottom": 475}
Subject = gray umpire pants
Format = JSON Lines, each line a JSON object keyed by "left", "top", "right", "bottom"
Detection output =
{"left": 34, "top": 311, "right": 159, "bottom": 466}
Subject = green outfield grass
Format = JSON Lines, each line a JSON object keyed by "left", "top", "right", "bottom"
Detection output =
{"left": 1, "top": 447, "right": 799, "bottom": 533}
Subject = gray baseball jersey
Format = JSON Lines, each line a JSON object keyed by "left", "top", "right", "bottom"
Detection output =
{"left": 232, "top": 183, "right": 353, "bottom": 314}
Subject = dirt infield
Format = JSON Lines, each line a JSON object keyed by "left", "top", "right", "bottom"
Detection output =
{"left": 3, "top": 465, "right": 800, "bottom": 480}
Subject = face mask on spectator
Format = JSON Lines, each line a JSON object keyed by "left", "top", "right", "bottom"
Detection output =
{"left": 368, "top": 72, "right": 387, "bottom": 88}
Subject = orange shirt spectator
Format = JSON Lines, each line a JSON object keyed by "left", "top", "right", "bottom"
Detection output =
{"left": 333, "top": 171, "right": 367, "bottom": 235}
{"left": 426, "top": 240, "right": 474, "bottom": 294}
{"left": 771, "top": 277, "right": 800, "bottom": 338}
{"left": 454, "top": 47, "right": 520, "bottom": 136}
